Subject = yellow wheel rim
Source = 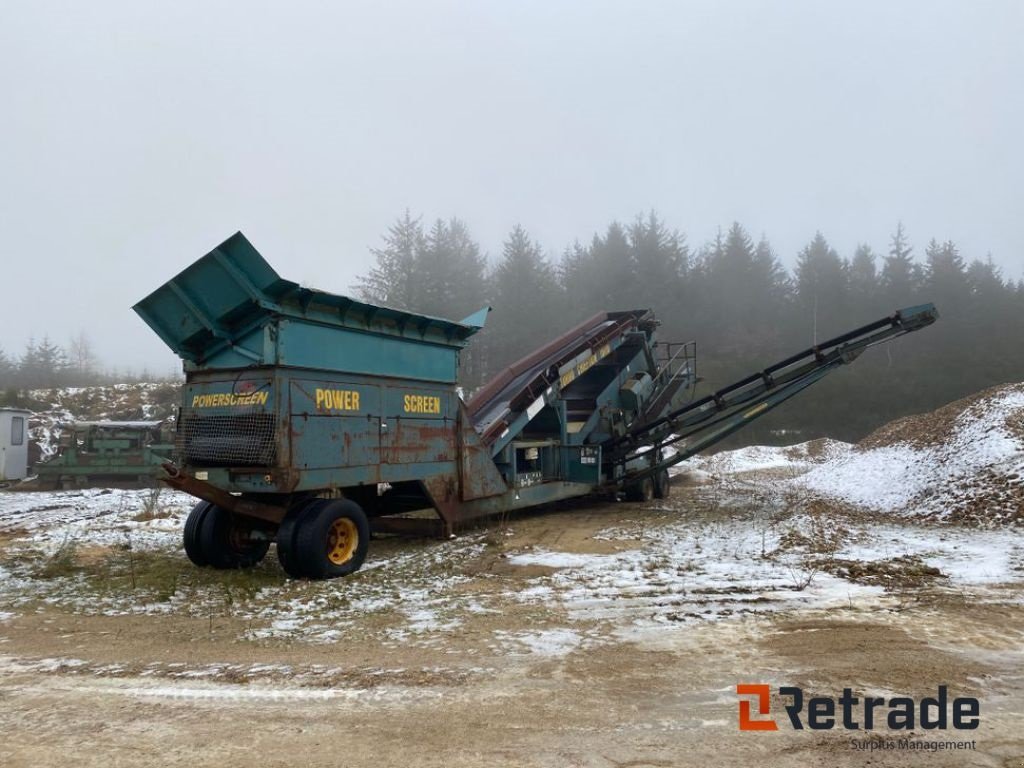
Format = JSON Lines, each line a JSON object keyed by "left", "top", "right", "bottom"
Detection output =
{"left": 327, "top": 517, "right": 358, "bottom": 565}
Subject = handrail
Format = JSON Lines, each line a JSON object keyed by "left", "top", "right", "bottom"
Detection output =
{"left": 650, "top": 341, "right": 697, "bottom": 401}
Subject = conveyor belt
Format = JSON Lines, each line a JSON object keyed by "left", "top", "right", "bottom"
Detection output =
{"left": 467, "top": 310, "right": 649, "bottom": 443}
{"left": 605, "top": 303, "right": 939, "bottom": 486}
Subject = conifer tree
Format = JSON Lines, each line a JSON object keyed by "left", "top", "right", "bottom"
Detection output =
{"left": 558, "top": 239, "right": 593, "bottom": 322}
{"left": 355, "top": 210, "right": 424, "bottom": 309}
{"left": 848, "top": 244, "right": 878, "bottom": 308}
{"left": 881, "top": 222, "right": 920, "bottom": 301}
{"left": 0, "top": 347, "right": 12, "bottom": 384}
{"left": 488, "top": 225, "right": 559, "bottom": 365}
{"left": 794, "top": 232, "right": 848, "bottom": 340}
{"left": 588, "top": 222, "right": 635, "bottom": 308}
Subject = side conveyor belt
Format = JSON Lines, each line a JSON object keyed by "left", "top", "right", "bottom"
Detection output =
{"left": 605, "top": 303, "right": 939, "bottom": 485}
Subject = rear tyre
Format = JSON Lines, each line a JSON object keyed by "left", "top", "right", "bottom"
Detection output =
{"left": 293, "top": 499, "right": 370, "bottom": 580}
{"left": 183, "top": 500, "right": 215, "bottom": 567}
{"left": 653, "top": 469, "right": 671, "bottom": 499}
{"left": 624, "top": 476, "right": 655, "bottom": 502}
{"left": 275, "top": 499, "right": 328, "bottom": 579}
{"left": 197, "top": 505, "right": 270, "bottom": 569}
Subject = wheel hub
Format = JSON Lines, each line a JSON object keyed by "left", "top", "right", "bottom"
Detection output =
{"left": 326, "top": 517, "right": 358, "bottom": 565}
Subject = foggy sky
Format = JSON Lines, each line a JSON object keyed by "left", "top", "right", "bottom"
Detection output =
{"left": 1, "top": 0, "right": 1022, "bottom": 374}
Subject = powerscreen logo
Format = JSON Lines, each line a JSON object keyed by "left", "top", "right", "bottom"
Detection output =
{"left": 736, "top": 684, "right": 979, "bottom": 732}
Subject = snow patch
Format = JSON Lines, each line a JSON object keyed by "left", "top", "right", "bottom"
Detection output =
{"left": 493, "top": 628, "right": 588, "bottom": 657}
{"left": 797, "top": 387, "right": 1024, "bottom": 525}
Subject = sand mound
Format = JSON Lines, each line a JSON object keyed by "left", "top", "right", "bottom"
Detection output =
{"left": 860, "top": 383, "right": 1024, "bottom": 450}
{"left": 798, "top": 383, "right": 1024, "bottom": 527}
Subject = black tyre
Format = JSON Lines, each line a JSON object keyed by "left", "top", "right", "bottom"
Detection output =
{"left": 197, "top": 504, "right": 270, "bottom": 569}
{"left": 293, "top": 499, "right": 370, "bottom": 579}
{"left": 275, "top": 499, "right": 328, "bottom": 579}
{"left": 624, "top": 476, "right": 655, "bottom": 502}
{"left": 653, "top": 469, "right": 672, "bottom": 499}
{"left": 183, "top": 500, "right": 215, "bottom": 567}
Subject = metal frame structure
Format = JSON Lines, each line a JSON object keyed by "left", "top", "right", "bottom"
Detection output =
{"left": 134, "top": 232, "right": 938, "bottom": 579}
{"left": 35, "top": 421, "right": 173, "bottom": 489}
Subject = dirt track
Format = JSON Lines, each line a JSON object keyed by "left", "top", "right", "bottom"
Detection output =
{"left": 1, "top": 478, "right": 1023, "bottom": 767}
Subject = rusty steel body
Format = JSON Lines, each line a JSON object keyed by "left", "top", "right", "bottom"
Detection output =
{"left": 164, "top": 366, "right": 511, "bottom": 535}
{"left": 133, "top": 232, "right": 562, "bottom": 537}
{"left": 135, "top": 232, "right": 938, "bottom": 541}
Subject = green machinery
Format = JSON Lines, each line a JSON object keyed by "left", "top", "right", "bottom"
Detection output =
{"left": 133, "top": 232, "right": 938, "bottom": 579}
{"left": 35, "top": 421, "right": 174, "bottom": 489}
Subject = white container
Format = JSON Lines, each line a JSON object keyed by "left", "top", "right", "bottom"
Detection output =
{"left": 0, "top": 408, "right": 32, "bottom": 482}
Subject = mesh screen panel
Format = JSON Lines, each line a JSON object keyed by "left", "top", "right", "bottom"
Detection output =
{"left": 177, "top": 410, "right": 277, "bottom": 467}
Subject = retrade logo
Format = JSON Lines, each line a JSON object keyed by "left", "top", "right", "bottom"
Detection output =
{"left": 736, "top": 685, "right": 980, "bottom": 732}
{"left": 737, "top": 684, "right": 778, "bottom": 731}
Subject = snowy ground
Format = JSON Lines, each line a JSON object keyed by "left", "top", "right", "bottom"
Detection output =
{"left": 2, "top": 382, "right": 1017, "bottom": 654}
{"left": 0, "top": 487, "right": 194, "bottom": 548}
{"left": 1, "top": 379, "right": 1023, "bottom": 663}
{"left": 2, "top": 423, "right": 1024, "bottom": 766}
{"left": 1, "top": 455, "right": 1022, "bottom": 662}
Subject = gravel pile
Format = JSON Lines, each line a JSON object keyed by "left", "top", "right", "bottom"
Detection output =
{"left": 917, "top": 465, "right": 1024, "bottom": 527}
{"left": 798, "top": 383, "right": 1024, "bottom": 528}
{"left": 859, "top": 383, "right": 1022, "bottom": 450}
